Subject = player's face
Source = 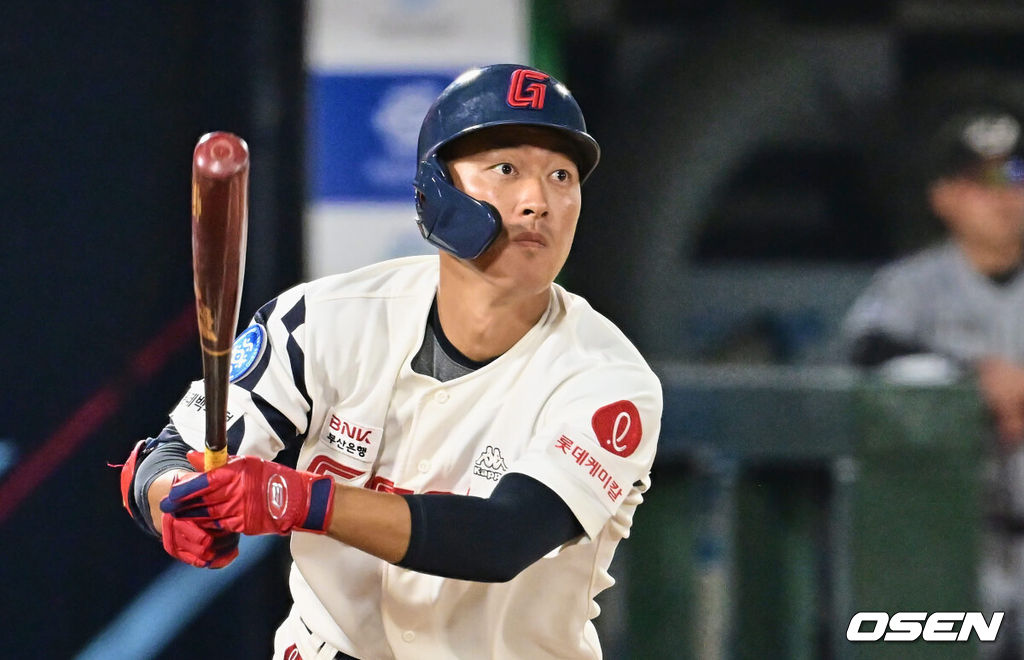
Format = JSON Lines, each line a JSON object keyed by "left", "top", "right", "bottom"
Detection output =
{"left": 446, "top": 128, "right": 582, "bottom": 293}
{"left": 932, "top": 177, "right": 1024, "bottom": 249}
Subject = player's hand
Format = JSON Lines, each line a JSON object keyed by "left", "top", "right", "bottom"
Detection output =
{"left": 161, "top": 513, "right": 239, "bottom": 568}
{"left": 160, "top": 452, "right": 335, "bottom": 536}
{"left": 976, "top": 357, "right": 1024, "bottom": 448}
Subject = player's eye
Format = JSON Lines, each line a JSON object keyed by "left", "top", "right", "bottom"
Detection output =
{"left": 492, "top": 163, "right": 515, "bottom": 176}
{"left": 552, "top": 169, "right": 571, "bottom": 183}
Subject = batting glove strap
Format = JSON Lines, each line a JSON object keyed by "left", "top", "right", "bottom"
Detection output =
{"left": 299, "top": 476, "right": 335, "bottom": 532}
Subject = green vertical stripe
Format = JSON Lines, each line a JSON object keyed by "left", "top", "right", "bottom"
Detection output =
{"left": 529, "top": 0, "right": 565, "bottom": 78}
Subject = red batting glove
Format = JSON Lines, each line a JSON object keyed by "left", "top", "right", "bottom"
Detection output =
{"left": 160, "top": 452, "right": 336, "bottom": 536}
{"left": 161, "top": 452, "right": 240, "bottom": 568}
{"left": 161, "top": 513, "right": 239, "bottom": 568}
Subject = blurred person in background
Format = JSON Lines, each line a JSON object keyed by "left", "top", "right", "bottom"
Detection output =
{"left": 843, "top": 102, "right": 1024, "bottom": 658}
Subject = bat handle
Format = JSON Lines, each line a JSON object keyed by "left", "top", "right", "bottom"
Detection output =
{"left": 205, "top": 446, "right": 228, "bottom": 471}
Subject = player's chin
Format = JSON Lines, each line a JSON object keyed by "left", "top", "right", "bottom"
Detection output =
{"left": 508, "top": 263, "right": 560, "bottom": 292}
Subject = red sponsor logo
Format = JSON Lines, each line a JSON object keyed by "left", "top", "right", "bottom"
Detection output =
{"left": 367, "top": 475, "right": 414, "bottom": 495}
{"left": 284, "top": 644, "right": 302, "bottom": 660}
{"left": 308, "top": 455, "right": 366, "bottom": 481}
{"left": 506, "top": 69, "right": 549, "bottom": 109}
{"left": 266, "top": 474, "right": 288, "bottom": 520}
{"left": 554, "top": 435, "right": 623, "bottom": 502}
{"left": 367, "top": 475, "right": 456, "bottom": 496}
{"left": 328, "top": 414, "right": 373, "bottom": 443}
{"left": 592, "top": 400, "right": 642, "bottom": 457}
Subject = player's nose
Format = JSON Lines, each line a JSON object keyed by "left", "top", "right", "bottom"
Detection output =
{"left": 516, "top": 175, "right": 550, "bottom": 218}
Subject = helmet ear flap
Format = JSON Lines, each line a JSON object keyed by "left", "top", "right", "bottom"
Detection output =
{"left": 413, "top": 158, "right": 502, "bottom": 259}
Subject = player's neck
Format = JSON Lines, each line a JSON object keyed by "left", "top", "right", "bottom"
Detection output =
{"left": 959, "top": 238, "right": 1024, "bottom": 277}
{"left": 436, "top": 256, "right": 551, "bottom": 362}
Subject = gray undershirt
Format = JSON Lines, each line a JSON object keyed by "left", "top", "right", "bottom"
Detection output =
{"left": 411, "top": 325, "right": 477, "bottom": 382}
{"left": 411, "top": 297, "right": 494, "bottom": 382}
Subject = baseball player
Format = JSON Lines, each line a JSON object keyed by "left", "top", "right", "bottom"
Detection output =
{"left": 119, "top": 63, "right": 663, "bottom": 660}
{"left": 842, "top": 104, "right": 1024, "bottom": 655}
{"left": 843, "top": 106, "right": 1024, "bottom": 439}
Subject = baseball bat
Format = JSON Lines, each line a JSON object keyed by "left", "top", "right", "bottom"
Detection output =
{"left": 191, "top": 131, "right": 249, "bottom": 471}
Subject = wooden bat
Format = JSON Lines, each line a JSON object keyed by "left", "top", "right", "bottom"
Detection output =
{"left": 191, "top": 131, "right": 249, "bottom": 471}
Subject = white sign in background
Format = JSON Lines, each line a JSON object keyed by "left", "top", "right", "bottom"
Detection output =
{"left": 304, "top": 0, "right": 529, "bottom": 279}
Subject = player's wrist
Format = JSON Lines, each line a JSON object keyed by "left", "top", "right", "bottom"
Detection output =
{"left": 293, "top": 474, "right": 336, "bottom": 533}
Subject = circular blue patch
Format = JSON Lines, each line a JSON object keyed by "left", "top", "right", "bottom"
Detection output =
{"left": 228, "top": 324, "right": 266, "bottom": 383}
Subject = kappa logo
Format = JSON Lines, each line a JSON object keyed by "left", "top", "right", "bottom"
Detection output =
{"left": 592, "top": 400, "right": 642, "bottom": 458}
{"left": 506, "top": 69, "right": 549, "bottom": 110}
{"left": 266, "top": 474, "right": 288, "bottom": 520}
{"left": 473, "top": 446, "right": 509, "bottom": 481}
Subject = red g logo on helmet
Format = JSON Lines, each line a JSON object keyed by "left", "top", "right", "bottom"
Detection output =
{"left": 507, "top": 69, "right": 549, "bottom": 109}
{"left": 592, "top": 400, "right": 643, "bottom": 457}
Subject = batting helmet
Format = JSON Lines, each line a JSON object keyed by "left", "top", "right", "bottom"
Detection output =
{"left": 413, "top": 64, "right": 600, "bottom": 259}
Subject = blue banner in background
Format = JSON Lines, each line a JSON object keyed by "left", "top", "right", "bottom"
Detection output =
{"left": 309, "top": 72, "right": 456, "bottom": 202}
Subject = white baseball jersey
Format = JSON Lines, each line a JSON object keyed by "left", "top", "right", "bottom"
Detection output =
{"left": 843, "top": 240, "right": 1024, "bottom": 363}
{"left": 168, "top": 255, "right": 663, "bottom": 659}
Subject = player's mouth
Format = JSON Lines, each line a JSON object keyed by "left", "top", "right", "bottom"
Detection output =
{"left": 511, "top": 231, "right": 546, "bottom": 247}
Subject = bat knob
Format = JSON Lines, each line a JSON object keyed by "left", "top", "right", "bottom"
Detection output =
{"left": 193, "top": 132, "right": 249, "bottom": 179}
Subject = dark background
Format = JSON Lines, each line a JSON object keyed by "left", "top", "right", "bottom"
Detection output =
{"left": 3, "top": 1, "right": 1024, "bottom": 657}
{"left": 2, "top": 2, "right": 304, "bottom": 657}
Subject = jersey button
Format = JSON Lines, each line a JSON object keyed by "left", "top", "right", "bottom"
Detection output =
{"left": 434, "top": 390, "right": 450, "bottom": 403}
{"left": 402, "top": 630, "right": 416, "bottom": 643}
{"left": 418, "top": 460, "right": 431, "bottom": 473}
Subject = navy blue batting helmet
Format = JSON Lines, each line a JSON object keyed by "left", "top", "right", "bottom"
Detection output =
{"left": 413, "top": 64, "right": 600, "bottom": 259}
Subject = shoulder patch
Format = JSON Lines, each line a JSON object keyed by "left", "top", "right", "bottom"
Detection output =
{"left": 592, "top": 400, "right": 643, "bottom": 458}
{"left": 228, "top": 324, "right": 267, "bottom": 382}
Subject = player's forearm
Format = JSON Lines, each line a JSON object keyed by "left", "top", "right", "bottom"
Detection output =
{"left": 326, "top": 485, "right": 411, "bottom": 563}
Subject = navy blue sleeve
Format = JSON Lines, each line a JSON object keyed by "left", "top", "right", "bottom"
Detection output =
{"left": 130, "top": 424, "right": 193, "bottom": 535}
{"left": 397, "top": 473, "right": 585, "bottom": 582}
{"left": 849, "top": 331, "right": 933, "bottom": 367}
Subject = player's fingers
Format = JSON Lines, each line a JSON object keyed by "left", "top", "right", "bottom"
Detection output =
{"left": 170, "top": 517, "right": 219, "bottom": 550}
{"left": 163, "top": 472, "right": 214, "bottom": 506}
{"left": 207, "top": 544, "right": 240, "bottom": 569}
{"left": 165, "top": 471, "right": 247, "bottom": 510}
{"left": 170, "top": 503, "right": 216, "bottom": 520}
{"left": 170, "top": 505, "right": 244, "bottom": 535}
{"left": 203, "top": 513, "right": 248, "bottom": 534}
{"left": 163, "top": 528, "right": 211, "bottom": 567}
{"left": 179, "top": 552, "right": 209, "bottom": 568}
{"left": 172, "top": 496, "right": 242, "bottom": 523}
{"left": 212, "top": 532, "right": 240, "bottom": 552}
{"left": 160, "top": 483, "right": 233, "bottom": 514}
{"left": 166, "top": 519, "right": 237, "bottom": 567}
